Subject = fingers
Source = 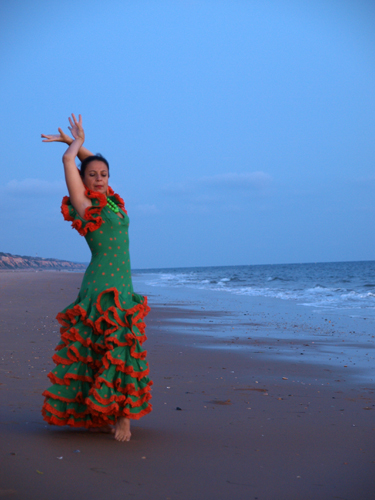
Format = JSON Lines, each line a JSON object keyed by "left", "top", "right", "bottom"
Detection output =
{"left": 42, "top": 123, "right": 72, "bottom": 143}
{"left": 69, "top": 113, "right": 82, "bottom": 127}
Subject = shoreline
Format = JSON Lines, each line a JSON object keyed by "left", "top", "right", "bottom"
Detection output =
{"left": 1, "top": 271, "right": 374, "bottom": 499}
{"left": 134, "top": 274, "right": 375, "bottom": 386}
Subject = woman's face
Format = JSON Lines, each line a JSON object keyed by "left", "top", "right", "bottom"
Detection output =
{"left": 83, "top": 160, "right": 109, "bottom": 194}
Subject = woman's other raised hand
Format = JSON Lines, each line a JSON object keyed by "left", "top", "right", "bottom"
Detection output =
{"left": 68, "top": 113, "right": 85, "bottom": 142}
{"left": 41, "top": 127, "right": 72, "bottom": 144}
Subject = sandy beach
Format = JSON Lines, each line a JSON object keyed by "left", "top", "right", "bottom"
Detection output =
{"left": 1, "top": 271, "right": 375, "bottom": 500}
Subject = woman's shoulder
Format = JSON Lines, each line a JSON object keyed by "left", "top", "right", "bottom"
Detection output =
{"left": 61, "top": 186, "right": 126, "bottom": 236}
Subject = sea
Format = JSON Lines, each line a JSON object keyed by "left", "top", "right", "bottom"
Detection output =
{"left": 133, "top": 261, "right": 375, "bottom": 380}
{"left": 134, "top": 260, "right": 375, "bottom": 319}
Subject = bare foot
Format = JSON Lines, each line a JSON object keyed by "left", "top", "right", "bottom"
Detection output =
{"left": 89, "top": 425, "right": 114, "bottom": 434}
{"left": 114, "top": 417, "right": 131, "bottom": 442}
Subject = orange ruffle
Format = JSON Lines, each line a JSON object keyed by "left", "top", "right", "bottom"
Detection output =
{"left": 42, "top": 398, "right": 152, "bottom": 427}
{"left": 61, "top": 186, "right": 127, "bottom": 236}
{"left": 42, "top": 288, "right": 152, "bottom": 426}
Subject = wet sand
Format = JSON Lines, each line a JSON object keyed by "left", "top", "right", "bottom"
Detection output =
{"left": 0, "top": 271, "right": 375, "bottom": 500}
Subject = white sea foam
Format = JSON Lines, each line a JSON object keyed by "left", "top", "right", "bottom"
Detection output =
{"left": 140, "top": 261, "right": 375, "bottom": 313}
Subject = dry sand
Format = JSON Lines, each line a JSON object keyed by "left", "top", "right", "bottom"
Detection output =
{"left": 0, "top": 271, "right": 374, "bottom": 500}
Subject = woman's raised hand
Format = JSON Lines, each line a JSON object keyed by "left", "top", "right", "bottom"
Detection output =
{"left": 42, "top": 114, "right": 93, "bottom": 162}
{"left": 41, "top": 127, "right": 72, "bottom": 144}
{"left": 68, "top": 113, "right": 85, "bottom": 142}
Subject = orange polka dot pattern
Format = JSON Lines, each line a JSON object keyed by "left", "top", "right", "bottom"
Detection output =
{"left": 42, "top": 188, "right": 152, "bottom": 428}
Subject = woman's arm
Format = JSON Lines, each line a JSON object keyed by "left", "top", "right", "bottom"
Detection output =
{"left": 41, "top": 127, "right": 94, "bottom": 162}
{"left": 61, "top": 114, "right": 92, "bottom": 218}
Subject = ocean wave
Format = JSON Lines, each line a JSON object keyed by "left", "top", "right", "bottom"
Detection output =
{"left": 267, "top": 276, "right": 293, "bottom": 282}
{"left": 141, "top": 261, "right": 375, "bottom": 311}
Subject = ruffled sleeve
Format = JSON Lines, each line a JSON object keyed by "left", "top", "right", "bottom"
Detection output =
{"left": 61, "top": 186, "right": 126, "bottom": 236}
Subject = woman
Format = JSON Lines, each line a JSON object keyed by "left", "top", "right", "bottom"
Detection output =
{"left": 41, "top": 114, "right": 152, "bottom": 442}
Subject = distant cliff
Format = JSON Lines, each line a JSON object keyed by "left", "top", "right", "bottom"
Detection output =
{"left": 0, "top": 252, "right": 87, "bottom": 271}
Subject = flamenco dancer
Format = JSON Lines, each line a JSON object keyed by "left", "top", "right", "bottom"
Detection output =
{"left": 41, "top": 114, "right": 152, "bottom": 442}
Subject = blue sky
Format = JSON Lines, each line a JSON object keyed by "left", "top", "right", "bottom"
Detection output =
{"left": 1, "top": 0, "right": 375, "bottom": 268}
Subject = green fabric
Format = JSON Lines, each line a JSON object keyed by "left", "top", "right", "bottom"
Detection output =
{"left": 42, "top": 191, "right": 152, "bottom": 428}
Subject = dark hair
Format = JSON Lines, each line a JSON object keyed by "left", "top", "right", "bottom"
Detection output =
{"left": 79, "top": 154, "right": 110, "bottom": 179}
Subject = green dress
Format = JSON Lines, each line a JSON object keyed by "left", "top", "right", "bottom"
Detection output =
{"left": 42, "top": 187, "right": 152, "bottom": 427}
